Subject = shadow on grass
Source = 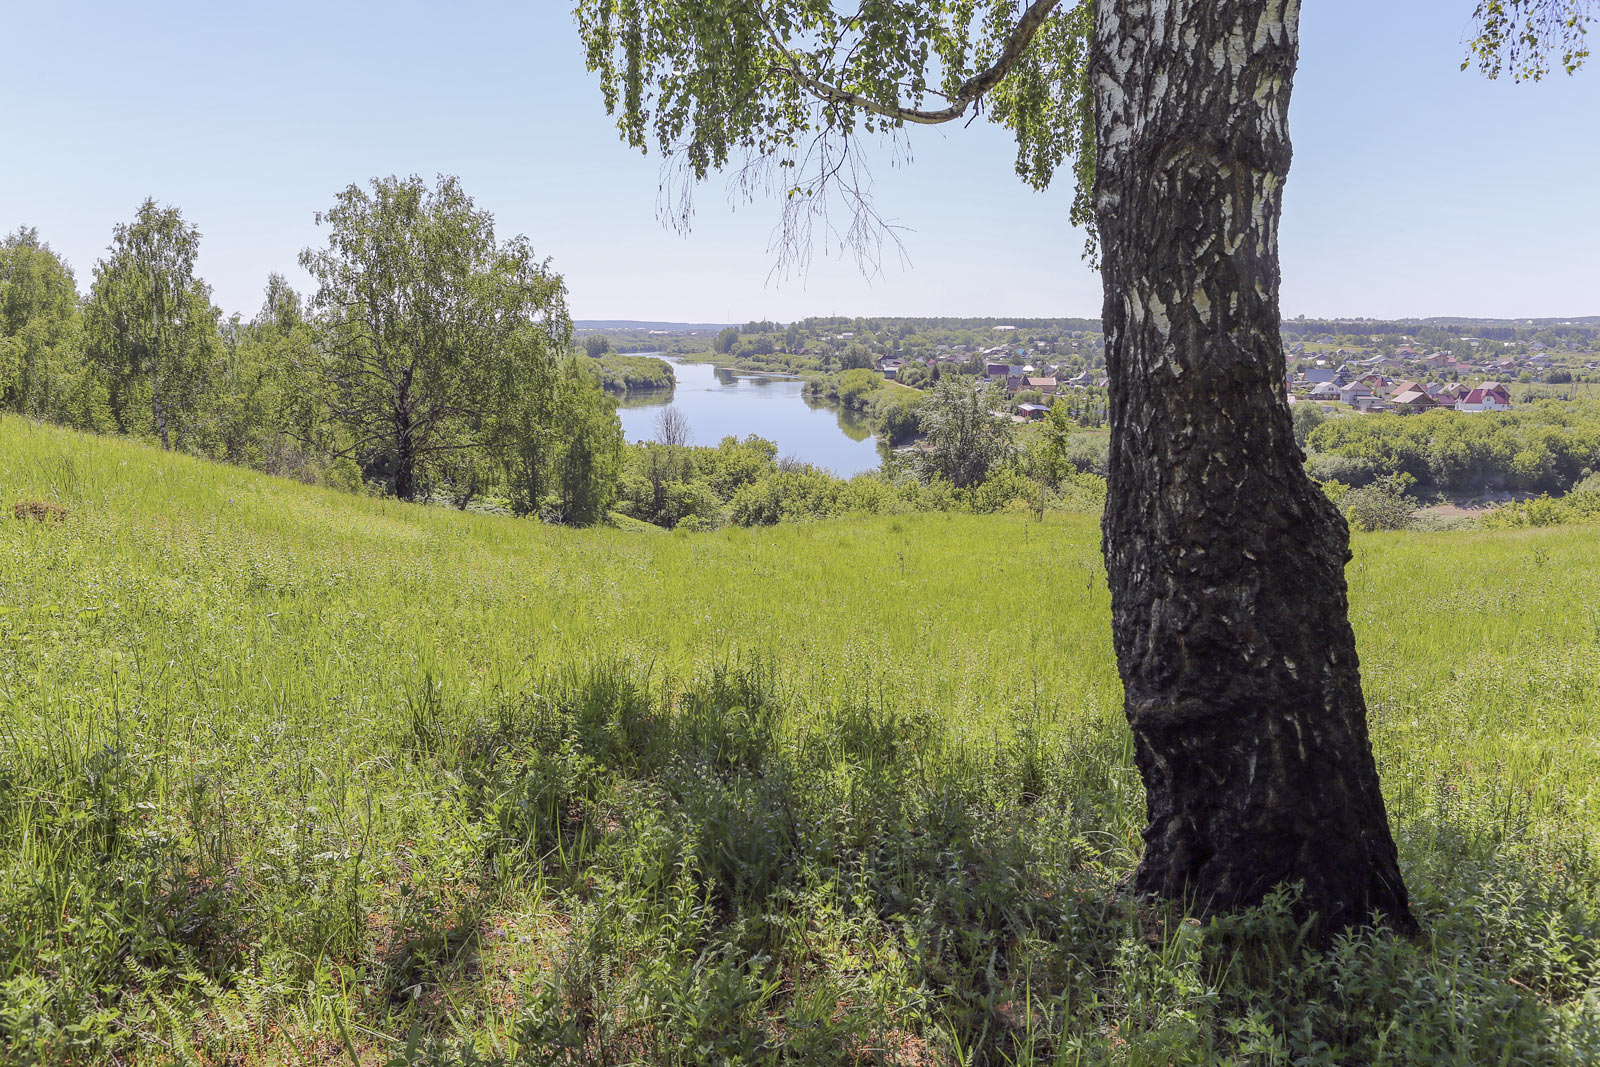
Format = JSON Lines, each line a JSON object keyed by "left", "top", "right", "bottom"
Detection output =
{"left": 387, "top": 659, "right": 1143, "bottom": 1064}
{"left": 12, "top": 660, "right": 1596, "bottom": 1065}
{"left": 387, "top": 660, "right": 1600, "bottom": 1066}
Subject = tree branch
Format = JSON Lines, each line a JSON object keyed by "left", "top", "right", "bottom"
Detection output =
{"left": 753, "top": 0, "right": 1063, "bottom": 125}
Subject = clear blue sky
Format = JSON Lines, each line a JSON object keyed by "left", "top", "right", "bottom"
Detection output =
{"left": 3, "top": 1, "right": 1595, "bottom": 323}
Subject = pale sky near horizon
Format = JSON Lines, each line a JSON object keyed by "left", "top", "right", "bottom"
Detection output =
{"left": 2, "top": 1, "right": 1596, "bottom": 324}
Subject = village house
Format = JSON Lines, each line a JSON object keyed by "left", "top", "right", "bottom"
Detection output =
{"left": 1025, "top": 376, "right": 1058, "bottom": 395}
{"left": 1389, "top": 384, "right": 1437, "bottom": 413}
{"left": 1017, "top": 403, "right": 1051, "bottom": 421}
{"left": 1457, "top": 382, "right": 1513, "bottom": 412}
{"left": 1338, "top": 382, "right": 1373, "bottom": 406}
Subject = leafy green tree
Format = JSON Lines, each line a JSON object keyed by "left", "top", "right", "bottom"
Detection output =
{"left": 575, "top": 0, "right": 1590, "bottom": 934}
{"left": 205, "top": 276, "right": 335, "bottom": 480}
{"left": 504, "top": 356, "right": 623, "bottom": 525}
{"left": 835, "top": 368, "right": 882, "bottom": 410}
{"left": 1292, "top": 402, "right": 1327, "bottom": 449}
{"left": 896, "top": 362, "right": 929, "bottom": 388}
{"left": 261, "top": 272, "right": 304, "bottom": 334}
{"left": 84, "top": 200, "right": 220, "bottom": 449}
{"left": 549, "top": 360, "right": 624, "bottom": 524}
{"left": 0, "top": 228, "right": 84, "bottom": 422}
{"left": 700, "top": 434, "right": 779, "bottom": 498}
{"left": 916, "top": 377, "right": 1014, "bottom": 489}
{"left": 299, "top": 174, "right": 571, "bottom": 502}
{"left": 714, "top": 326, "right": 739, "bottom": 354}
{"left": 585, "top": 334, "right": 612, "bottom": 358}
{"left": 838, "top": 343, "right": 874, "bottom": 370}
{"left": 871, "top": 390, "right": 923, "bottom": 446}
{"left": 1031, "top": 400, "right": 1080, "bottom": 487}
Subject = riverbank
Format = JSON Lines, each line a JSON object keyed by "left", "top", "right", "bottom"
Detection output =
{"left": 676, "top": 349, "right": 827, "bottom": 377}
{"left": 614, "top": 355, "right": 883, "bottom": 476}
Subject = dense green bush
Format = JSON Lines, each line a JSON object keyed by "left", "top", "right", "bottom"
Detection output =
{"left": 1307, "top": 451, "right": 1381, "bottom": 488}
{"left": 1479, "top": 491, "right": 1600, "bottom": 528}
{"left": 1292, "top": 402, "right": 1327, "bottom": 448}
{"left": 869, "top": 389, "right": 923, "bottom": 445}
{"left": 1306, "top": 403, "right": 1600, "bottom": 494}
{"left": 583, "top": 352, "right": 675, "bottom": 392}
{"left": 1064, "top": 432, "right": 1110, "bottom": 477}
{"left": 1343, "top": 477, "right": 1418, "bottom": 532}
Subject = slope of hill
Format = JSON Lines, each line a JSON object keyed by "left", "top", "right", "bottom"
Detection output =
{"left": 3, "top": 416, "right": 1599, "bottom": 1064}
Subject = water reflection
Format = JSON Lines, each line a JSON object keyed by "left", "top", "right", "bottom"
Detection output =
{"left": 615, "top": 355, "right": 883, "bottom": 477}
{"left": 807, "top": 395, "right": 875, "bottom": 442}
{"left": 615, "top": 388, "right": 676, "bottom": 411}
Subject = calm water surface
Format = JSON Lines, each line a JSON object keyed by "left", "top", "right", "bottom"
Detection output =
{"left": 616, "top": 356, "right": 883, "bottom": 477}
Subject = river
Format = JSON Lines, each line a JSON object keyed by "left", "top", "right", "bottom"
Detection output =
{"left": 614, "top": 355, "right": 884, "bottom": 477}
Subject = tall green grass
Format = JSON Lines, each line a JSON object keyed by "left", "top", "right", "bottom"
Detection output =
{"left": 2, "top": 415, "right": 1598, "bottom": 1064}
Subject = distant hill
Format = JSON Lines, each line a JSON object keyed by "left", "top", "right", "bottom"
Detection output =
{"left": 1288, "top": 316, "right": 1599, "bottom": 329}
{"left": 1418, "top": 316, "right": 1600, "bottom": 327}
{"left": 578, "top": 315, "right": 1600, "bottom": 335}
{"left": 575, "top": 320, "right": 734, "bottom": 333}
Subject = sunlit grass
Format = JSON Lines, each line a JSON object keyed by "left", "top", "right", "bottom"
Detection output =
{"left": 2, "top": 415, "right": 1598, "bottom": 1064}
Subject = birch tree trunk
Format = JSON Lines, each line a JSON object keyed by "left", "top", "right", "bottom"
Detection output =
{"left": 1092, "top": 0, "right": 1415, "bottom": 933}
{"left": 150, "top": 264, "right": 169, "bottom": 451}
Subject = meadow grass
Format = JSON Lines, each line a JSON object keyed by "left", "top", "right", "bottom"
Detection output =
{"left": 2, "top": 415, "right": 1599, "bottom": 1064}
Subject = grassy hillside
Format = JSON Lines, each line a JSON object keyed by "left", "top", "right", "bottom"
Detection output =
{"left": 3, "top": 415, "right": 1599, "bottom": 1064}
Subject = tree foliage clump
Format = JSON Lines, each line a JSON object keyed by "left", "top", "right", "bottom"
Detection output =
{"left": 299, "top": 174, "right": 582, "bottom": 504}
{"left": 0, "top": 229, "right": 85, "bottom": 422}
{"left": 915, "top": 376, "right": 1016, "bottom": 489}
{"left": 1306, "top": 403, "right": 1600, "bottom": 495}
{"left": 84, "top": 200, "right": 221, "bottom": 450}
{"left": 1343, "top": 475, "right": 1419, "bottom": 532}
{"left": 575, "top": 0, "right": 1097, "bottom": 267}
{"left": 504, "top": 357, "right": 623, "bottom": 525}
{"left": 1467, "top": 0, "right": 1594, "bottom": 81}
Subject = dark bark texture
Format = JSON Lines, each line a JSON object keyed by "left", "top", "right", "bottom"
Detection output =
{"left": 1091, "top": 0, "right": 1414, "bottom": 934}
{"left": 394, "top": 405, "right": 418, "bottom": 503}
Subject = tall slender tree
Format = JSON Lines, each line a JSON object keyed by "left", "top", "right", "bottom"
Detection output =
{"left": 0, "top": 228, "right": 83, "bottom": 422}
{"left": 85, "top": 200, "right": 218, "bottom": 449}
{"left": 574, "top": 0, "right": 1591, "bottom": 935}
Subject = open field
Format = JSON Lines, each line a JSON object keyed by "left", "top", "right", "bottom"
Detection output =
{"left": 1518, "top": 381, "right": 1600, "bottom": 402}
{"left": 3, "top": 416, "right": 1600, "bottom": 1064}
